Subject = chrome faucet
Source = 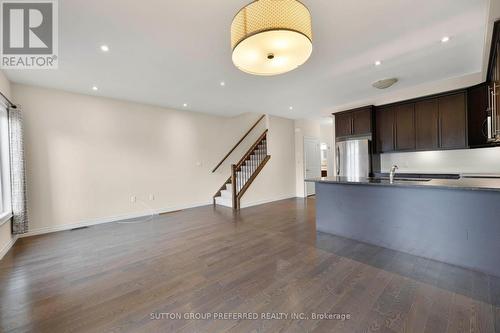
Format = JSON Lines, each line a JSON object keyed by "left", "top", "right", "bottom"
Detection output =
{"left": 389, "top": 165, "right": 399, "bottom": 184}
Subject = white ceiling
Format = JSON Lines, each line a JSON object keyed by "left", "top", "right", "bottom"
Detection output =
{"left": 4, "top": 0, "right": 490, "bottom": 119}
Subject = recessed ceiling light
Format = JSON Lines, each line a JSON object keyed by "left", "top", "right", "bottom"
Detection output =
{"left": 92, "top": 86, "right": 98, "bottom": 91}
{"left": 183, "top": 103, "right": 188, "bottom": 107}
{"left": 220, "top": 81, "right": 225, "bottom": 86}
{"left": 100, "top": 45, "right": 109, "bottom": 52}
{"left": 374, "top": 60, "right": 382, "bottom": 66}
{"left": 441, "top": 36, "right": 450, "bottom": 43}
{"left": 289, "top": 106, "right": 293, "bottom": 111}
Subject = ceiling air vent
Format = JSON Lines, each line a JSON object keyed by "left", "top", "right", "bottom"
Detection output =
{"left": 372, "top": 78, "right": 398, "bottom": 89}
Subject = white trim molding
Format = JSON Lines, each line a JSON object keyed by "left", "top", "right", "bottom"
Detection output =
{"left": 20, "top": 200, "right": 213, "bottom": 238}
{"left": 18, "top": 195, "right": 298, "bottom": 239}
{"left": 240, "top": 194, "right": 296, "bottom": 209}
{"left": 0, "top": 212, "right": 12, "bottom": 227}
{"left": 0, "top": 235, "right": 18, "bottom": 260}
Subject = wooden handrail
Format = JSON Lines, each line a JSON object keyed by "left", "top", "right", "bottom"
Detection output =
{"left": 235, "top": 130, "right": 268, "bottom": 169}
{"left": 212, "top": 114, "right": 266, "bottom": 173}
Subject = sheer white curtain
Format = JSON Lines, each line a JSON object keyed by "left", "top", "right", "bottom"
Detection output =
{"left": 0, "top": 102, "right": 11, "bottom": 222}
{"left": 8, "top": 107, "right": 28, "bottom": 234}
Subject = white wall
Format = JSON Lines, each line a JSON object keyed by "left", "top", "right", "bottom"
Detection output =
{"left": 12, "top": 84, "right": 296, "bottom": 236}
{"left": 0, "top": 70, "right": 15, "bottom": 259}
{"left": 240, "top": 115, "right": 296, "bottom": 207}
{"left": 380, "top": 147, "right": 500, "bottom": 174}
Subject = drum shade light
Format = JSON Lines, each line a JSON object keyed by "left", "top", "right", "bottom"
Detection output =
{"left": 231, "top": 0, "right": 313, "bottom": 76}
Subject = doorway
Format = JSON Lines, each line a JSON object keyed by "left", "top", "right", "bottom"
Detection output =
{"left": 303, "top": 137, "right": 321, "bottom": 196}
{"left": 320, "top": 142, "right": 329, "bottom": 177}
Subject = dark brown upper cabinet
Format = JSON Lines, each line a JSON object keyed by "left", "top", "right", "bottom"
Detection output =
{"left": 371, "top": 20, "right": 498, "bottom": 153}
{"left": 375, "top": 106, "right": 395, "bottom": 153}
{"left": 335, "top": 112, "right": 353, "bottom": 138}
{"left": 487, "top": 20, "right": 500, "bottom": 83}
{"left": 374, "top": 91, "right": 468, "bottom": 153}
{"left": 395, "top": 103, "right": 416, "bottom": 151}
{"left": 334, "top": 106, "right": 373, "bottom": 138}
{"left": 415, "top": 98, "right": 439, "bottom": 150}
{"left": 439, "top": 93, "right": 467, "bottom": 149}
{"left": 467, "top": 84, "right": 489, "bottom": 147}
{"left": 352, "top": 108, "right": 372, "bottom": 135}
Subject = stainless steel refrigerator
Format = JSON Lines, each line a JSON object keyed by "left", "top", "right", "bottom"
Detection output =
{"left": 335, "top": 139, "right": 371, "bottom": 178}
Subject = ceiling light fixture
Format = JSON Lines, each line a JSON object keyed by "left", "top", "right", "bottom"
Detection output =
{"left": 100, "top": 45, "right": 109, "bottom": 52}
{"left": 441, "top": 36, "right": 450, "bottom": 43}
{"left": 183, "top": 103, "right": 188, "bottom": 107}
{"left": 92, "top": 86, "right": 98, "bottom": 91}
{"left": 220, "top": 81, "right": 225, "bottom": 86}
{"left": 289, "top": 106, "right": 293, "bottom": 110}
{"left": 372, "top": 78, "right": 398, "bottom": 89}
{"left": 231, "top": 0, "right": 313, "bottom": 76}
{"left": 374, "top": 60, "right": 382, "bottom": 66}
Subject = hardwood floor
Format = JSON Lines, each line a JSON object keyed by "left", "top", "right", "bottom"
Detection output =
{"left": 0, "top": 198, "right": 498, "bottom": 332}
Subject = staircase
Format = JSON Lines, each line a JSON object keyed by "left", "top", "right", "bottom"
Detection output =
{"left": 213, "top": 129, "right": 270, "bottom": 210}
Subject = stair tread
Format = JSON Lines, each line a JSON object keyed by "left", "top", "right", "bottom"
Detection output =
{"left": 215, "top": 196, "right": 233, "bottom": 208}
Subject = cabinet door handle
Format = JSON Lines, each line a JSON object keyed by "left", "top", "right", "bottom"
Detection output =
{"left": 488, "top": 86, "right": 492, "bottom": 111}
{"left": 493, "top": 84, "right": 498, "bottom": 137}
{"left": 492, "top": 89, "right": 495, "bottom": 137}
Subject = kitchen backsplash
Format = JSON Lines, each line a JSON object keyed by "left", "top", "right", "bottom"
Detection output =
{"left": 380, "top": 146, "right": 500, "bottom": 174}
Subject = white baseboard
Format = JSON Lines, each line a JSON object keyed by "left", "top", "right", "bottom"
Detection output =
{"left": 240, "top": 194, "right": 296, "bottom": 208}
{"left": 0, "top": 235, "right": 18, "bottom": 260}
{"left": 18, "top": 195, "right": 297, "bottom": 239}
{"left": 20, "top": 200, "right": 212, "bottom": 238}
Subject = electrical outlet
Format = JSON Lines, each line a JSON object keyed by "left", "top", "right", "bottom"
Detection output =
{"left": 130, "top": 196, "right": 136, "bottom": 203}
{"left": 149, "top": 194, "right": 155, "bottom": 201}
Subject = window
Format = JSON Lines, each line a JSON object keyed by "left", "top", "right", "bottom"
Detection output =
{"left": 0, "top": 103, "right": 11, "bottom": 221}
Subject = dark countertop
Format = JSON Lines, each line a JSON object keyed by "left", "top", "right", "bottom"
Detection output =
{"left": 373, "top": 172, "right": 460, "bottom": 179}
{"left": 306, "top": 176, "right": 500, "bottom": 192}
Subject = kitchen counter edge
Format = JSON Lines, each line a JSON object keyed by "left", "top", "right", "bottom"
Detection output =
{"left": 306, "top": 177, "right": 500, "bottom": 192}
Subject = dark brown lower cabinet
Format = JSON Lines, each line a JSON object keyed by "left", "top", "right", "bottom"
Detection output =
{"left": 415, "top": 99, "right": 439, "bottom": 150}
{"left": 439, "top": 93, "right": 467, "bottom": 149}
{"left": 395, "top": 103, "right": 415, "bottom": 151}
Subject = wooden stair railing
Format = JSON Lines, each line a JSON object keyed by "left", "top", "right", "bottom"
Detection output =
{"left": 213, "top": 129, "right": 270, "bottom": 210}
{"left": 212, "top": 115, "right": 265, "bottom": 173}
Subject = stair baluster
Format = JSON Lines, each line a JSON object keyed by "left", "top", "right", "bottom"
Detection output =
{"left": 214, "top": 130, "right": 271, "bottom": 210}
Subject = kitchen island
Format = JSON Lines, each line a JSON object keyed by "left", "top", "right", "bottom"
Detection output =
{"left": 308, "top": 176, "right": 500, "bottom": 276}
